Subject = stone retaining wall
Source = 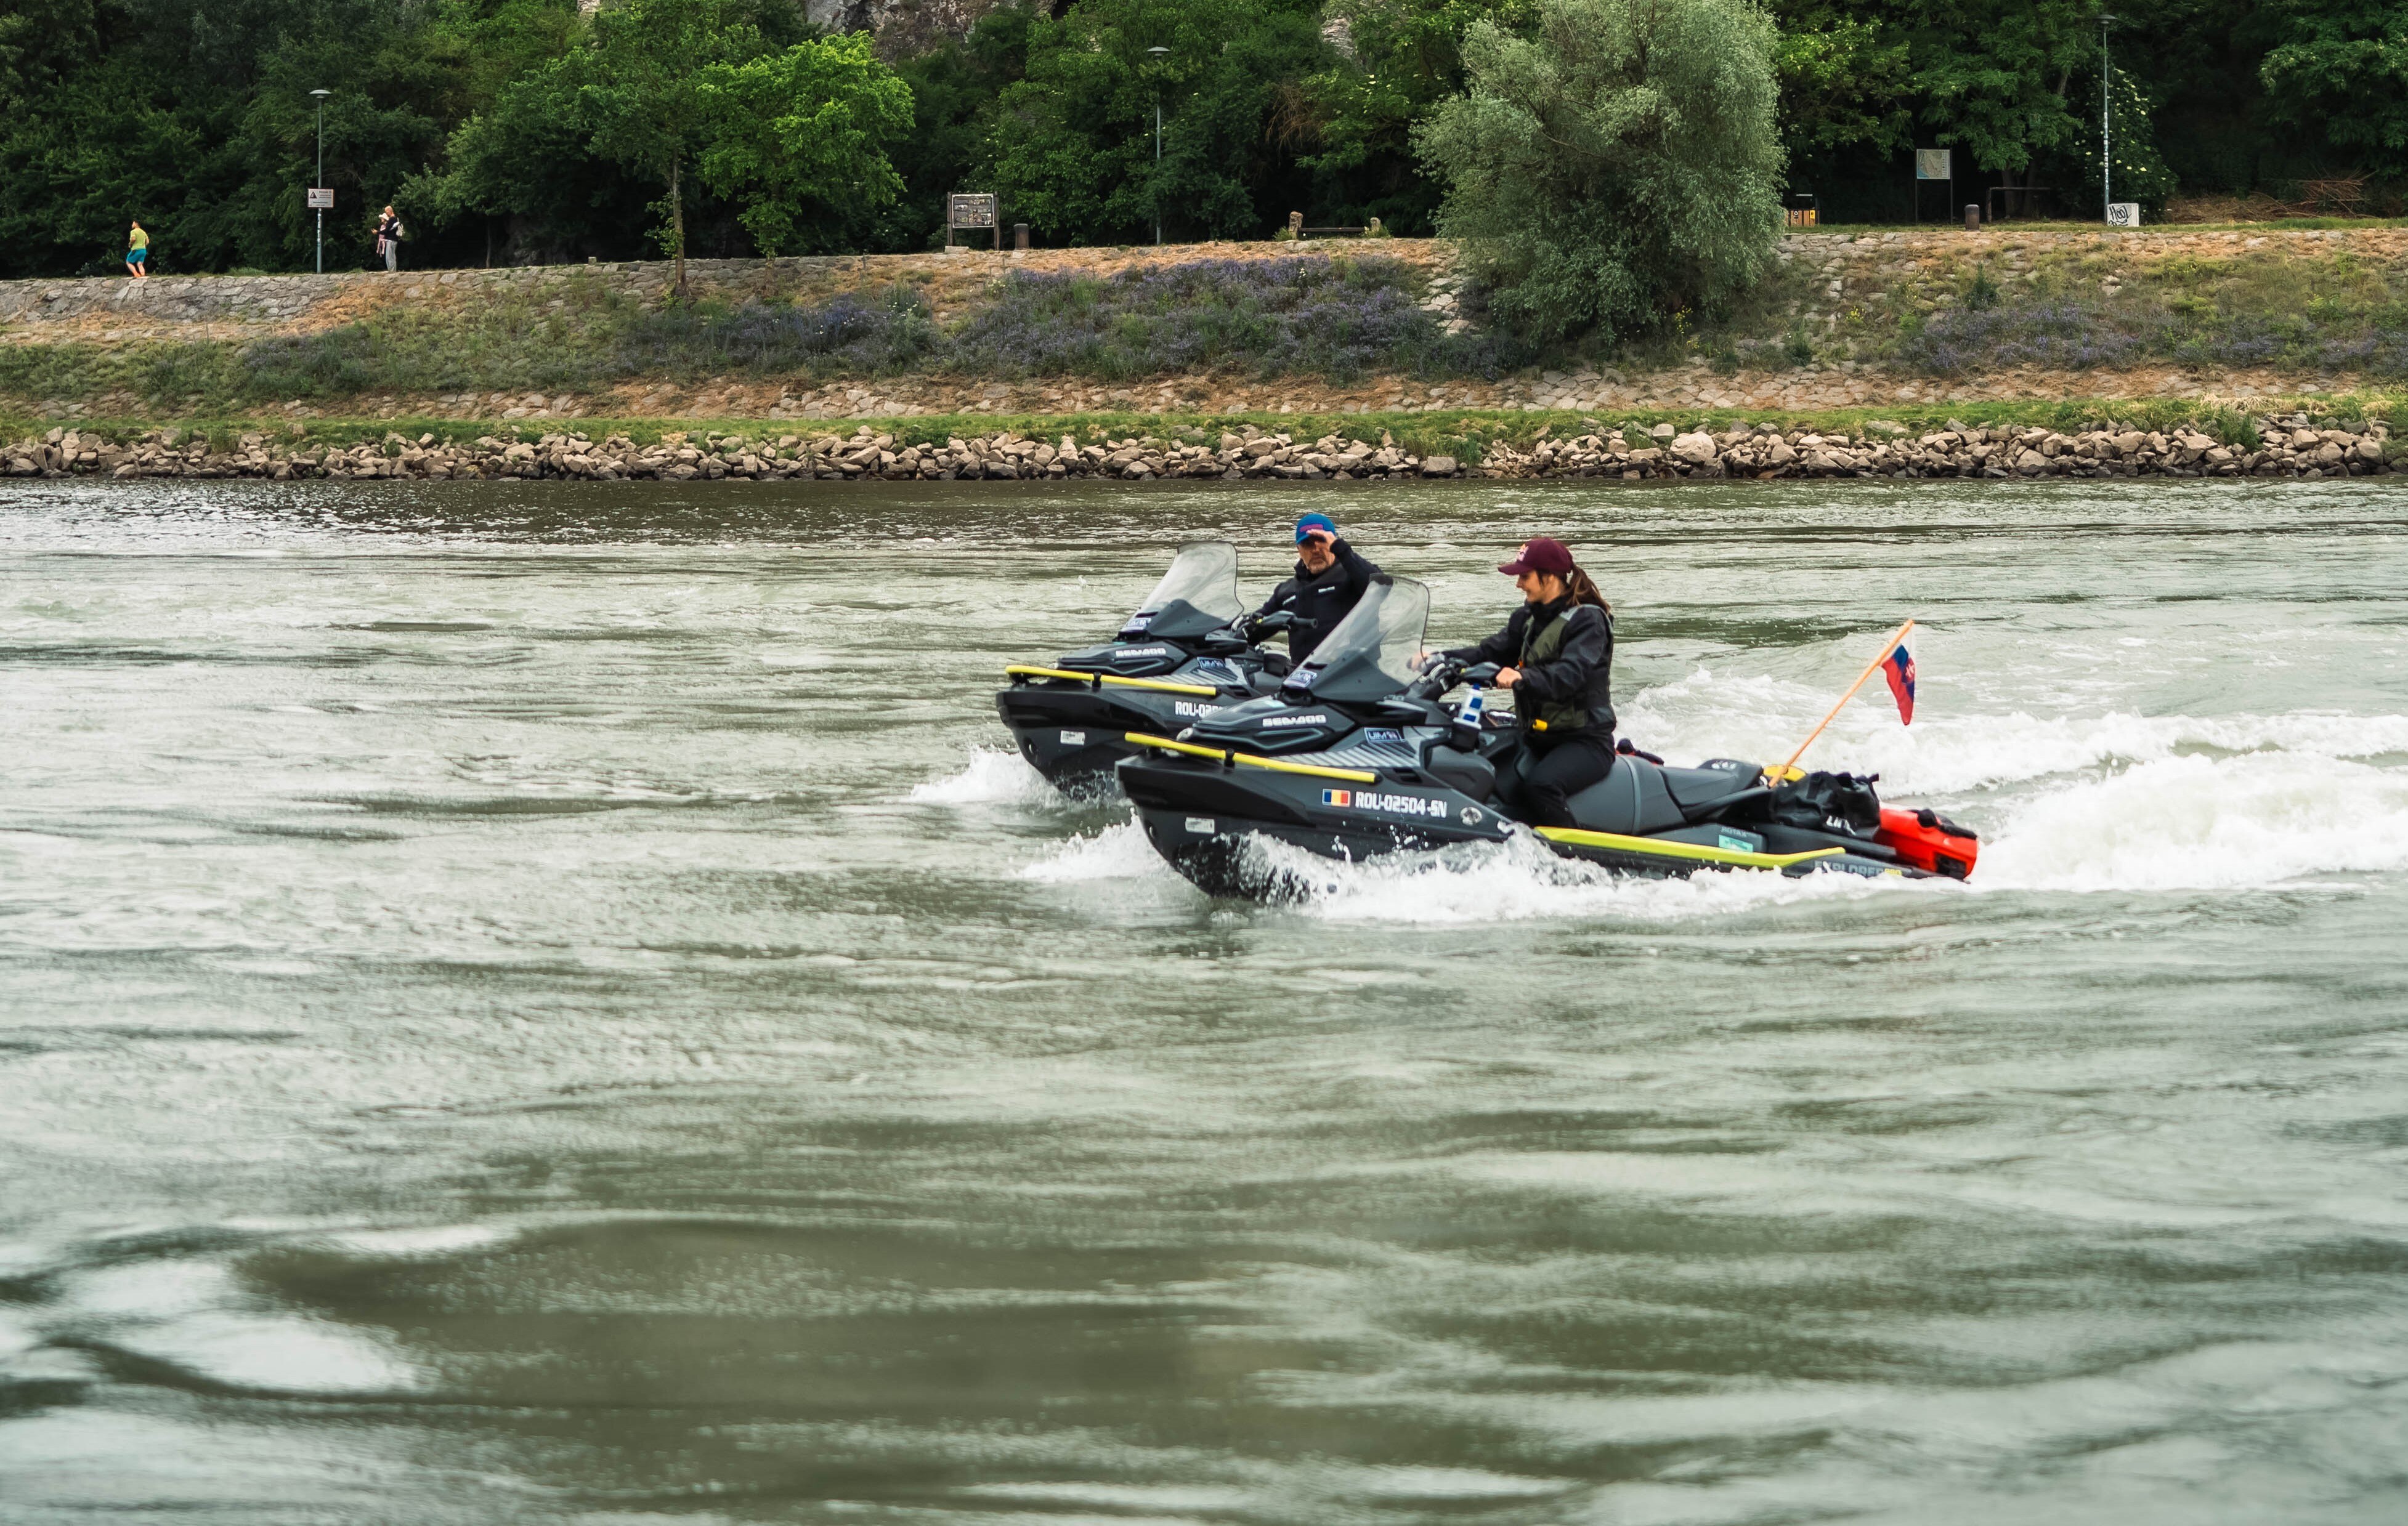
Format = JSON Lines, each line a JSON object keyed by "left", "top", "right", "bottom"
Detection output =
{"left": 10, "top": 413, "right": 2390, "bottom": 485}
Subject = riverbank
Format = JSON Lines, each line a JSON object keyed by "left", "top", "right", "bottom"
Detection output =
{"left": 14, "top": 228, "right": 2408, "bottom": 431}
{"left": 10, "top": 405, "right": 2398, "bottom": 483}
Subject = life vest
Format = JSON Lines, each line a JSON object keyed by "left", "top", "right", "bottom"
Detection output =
{"left": 1518, "top": 602, "right": 1614, "bottom": 737}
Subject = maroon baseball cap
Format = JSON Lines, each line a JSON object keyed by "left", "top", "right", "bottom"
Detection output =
{"left": 1498, "top": 537, "right": 1574, "bottom": 576}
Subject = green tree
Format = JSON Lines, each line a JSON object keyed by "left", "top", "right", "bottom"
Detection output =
{"left": 1765, "top": 2, "right": 1910, "bottom": 167}
{"left": 1415, "top": 0, "right": 1783, "bottom": 344}
{"left": 984, "top": 0, "right": 1329, "bottom": 245}
{"left": 881, "top": 6, "right": 1034, "bottom": 251}
{"left": 1895, "top": 0, "right": 2096, "bottom": 196}
{"left": 1305, "top": 1, "right": 1539, "bottom": 233}
{"left": 2077, "top": 63, "right": 2180, "bottom": 212}
{"left": 693, "top": 31, "right": 914, "bottom": 256}
{"left": 2259, "top": 0, "right": 2408, "bottom": 172}
{"left": 558, "top": 0, "right": 767, "bottom": 285}
{"left": 432, "top": 0, "right": 906, "bottom": 277}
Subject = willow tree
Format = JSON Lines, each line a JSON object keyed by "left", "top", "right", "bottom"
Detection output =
{"left": 1415, "top": 0, "right": 1784, "bottom": 343}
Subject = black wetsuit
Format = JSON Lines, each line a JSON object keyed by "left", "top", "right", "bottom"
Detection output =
{"left": 1445, "top": 596, "right": 1615, "bottom": 827}
{"left": 1246, "top": 538, "right": 1380, "bottom": 661}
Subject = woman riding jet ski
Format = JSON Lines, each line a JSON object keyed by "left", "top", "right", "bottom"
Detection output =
{"left": 1113, "top": 570, "right": 1979, "bottom": 898}
{"left": 997, "top": 540, "right": 1299, "bottom": 793}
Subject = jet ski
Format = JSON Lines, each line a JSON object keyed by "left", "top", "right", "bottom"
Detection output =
{"left": 1114, "top": 575, "right": 1980, "bottom": 897}
{"left": 997, "top": 540, "right": 1297, "bottom": 793}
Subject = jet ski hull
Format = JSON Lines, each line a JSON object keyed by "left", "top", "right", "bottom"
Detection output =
{"left": 995, "top": 685, "right": 1225, "bottom": 793}
{"left": 1119, "top": 753, "right": 1924, "bottom": 899}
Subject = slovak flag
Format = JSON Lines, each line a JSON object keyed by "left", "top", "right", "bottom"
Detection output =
{"left": 1884, "top": 642, "right": 1916, "bottom": 725}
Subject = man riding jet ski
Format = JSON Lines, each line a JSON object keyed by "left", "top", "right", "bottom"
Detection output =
{"left": 1241, "top": 512, "right": 1382, "bottom": 663}
{"left": 1113, "top": 573, "right": 1979, "bottom": 898}
{"left": 997, "top": 540, "right": 1299, "bottom": 793}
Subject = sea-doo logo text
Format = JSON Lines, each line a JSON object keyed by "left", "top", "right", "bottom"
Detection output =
{"left": 1261, "top": 714, "right": 1329, "bottom": 728}
{"left": 1116, "top": 645, "right": 1169, "bottom": 656}
{"left": 1326, "top": 789, "right": 1448, "bottom": 818}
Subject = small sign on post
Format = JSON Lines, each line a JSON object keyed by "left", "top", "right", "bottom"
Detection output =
{"left": 947, "top": 193, "right": 999, "bottom": 251}
{"left": 306, "top": 188, "right": 334, "bottom": 209}
{"left": 1912, "top": 148, "right": 1952, "bottom": 225}
{"left": 2106, "top": 201, "right": 2141, "bottom": 227}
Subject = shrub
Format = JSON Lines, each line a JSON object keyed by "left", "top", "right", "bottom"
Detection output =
{"left": 1413, "top": 0, "right": 1784, "bottom": 345}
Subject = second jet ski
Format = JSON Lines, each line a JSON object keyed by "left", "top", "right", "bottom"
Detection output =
{"left": 1113, "top": 575, "right": 1979, "bottom": 897}
{"left": 997, "top": 540, "right": 1297, "bottom": 794}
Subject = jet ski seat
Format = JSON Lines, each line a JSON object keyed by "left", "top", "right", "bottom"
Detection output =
{"left": 1658, "top": 762, "right": 1764, "bottom": 811}
{"left": 1559, "top": 754, "right": 1680, "bottom": 835}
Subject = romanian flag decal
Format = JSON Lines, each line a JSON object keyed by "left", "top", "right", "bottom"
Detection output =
{"left": 1320, "top": 788, "right": 1352, "bottom": 807}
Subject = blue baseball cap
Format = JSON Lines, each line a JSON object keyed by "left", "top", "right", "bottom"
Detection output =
{"left": 1295, "top": 513, "right": 1337, "bottom": 544}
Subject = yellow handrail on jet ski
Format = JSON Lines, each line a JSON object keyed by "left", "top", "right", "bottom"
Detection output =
{"left": 1123, "top": 732, "right": 1380, "bottom": 784}
{"left": 1534, "top": 826, "right": 1847, "bottom": 872}
{"left": 1005, "top": 664, "right": 1222, "bottom": 698}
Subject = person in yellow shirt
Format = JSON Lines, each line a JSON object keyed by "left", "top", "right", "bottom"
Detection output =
{"left": 126, "top": 221, "right": 148, "bottom": 279}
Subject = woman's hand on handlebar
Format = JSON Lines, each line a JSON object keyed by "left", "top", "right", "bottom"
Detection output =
{"left": 1494, "top": 666, "right": 1521, "bottom": 687}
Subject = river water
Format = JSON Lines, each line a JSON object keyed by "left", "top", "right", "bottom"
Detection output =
{"left": 4, "top": 477, "right": 2406, "bottom": 1523}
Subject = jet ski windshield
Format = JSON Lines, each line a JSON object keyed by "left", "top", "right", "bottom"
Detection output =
{"left": 1120, "top": 541, "right": 1244, "bottom": 641}
{"left": 1281, "top": 575, "right": 1429, "bottom": 703}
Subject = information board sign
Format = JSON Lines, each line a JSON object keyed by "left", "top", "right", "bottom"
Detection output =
{"left": 307, "top": 188, "right": 334, "bottom": 209}
{"left": 1914, "top": 150, "right": 1951, "bottom": 181}
{"left": 947, "top": 194, "right": 997, "bottom": 229}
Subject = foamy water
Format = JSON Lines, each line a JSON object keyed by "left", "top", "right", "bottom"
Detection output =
{"left": 1002, "top": 690, "right": 2408, "bottom": 913}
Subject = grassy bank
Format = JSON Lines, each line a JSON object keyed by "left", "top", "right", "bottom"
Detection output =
{"left": 17, "top": 230, "right": 2408, "bottom": 421}
{"left": 0, "top": 256, "right": 1507, "bottom": 416}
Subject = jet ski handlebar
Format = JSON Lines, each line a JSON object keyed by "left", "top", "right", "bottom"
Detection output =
{"left": 1406, "top": 657, "right": 1501, "bottom": 699}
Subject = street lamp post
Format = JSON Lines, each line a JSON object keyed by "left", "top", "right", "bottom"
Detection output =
{"left": 2099, "top": 15, "right": 2114, "bottom": 223}
{"left": 310, "top": 89, "right": 330, "bottom": 273}
{"left": 1147, "top": 46, "right": 1169, "bottom": 246}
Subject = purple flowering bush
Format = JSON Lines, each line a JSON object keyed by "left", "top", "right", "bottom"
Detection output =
{"left": 944, "top": 257, "right": 1506, "bottom": 379}
{"left": 1900, "top": 294, "right": 2408, "bottom": 377}
{"left": 616, "top": 284, "right": 939, "bottom": 374}
{"left": 614, "top": 257, "right": 1504, "bottom": 382}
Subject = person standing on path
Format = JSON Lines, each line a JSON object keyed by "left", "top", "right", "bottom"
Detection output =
{"left": 375, "top": 206, "right": 403, "bottom": 272}
{"left": 125, "top": 221, "right": 148, "bottom": 278}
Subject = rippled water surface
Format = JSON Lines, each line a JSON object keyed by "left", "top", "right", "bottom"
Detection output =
{"left": 5, "top": 477, "right": 2407, "bottom": 1523}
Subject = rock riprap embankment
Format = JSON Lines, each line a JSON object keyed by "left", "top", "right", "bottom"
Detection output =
{"left": 6, "top": 416, "right": 2397, "bottom": 483}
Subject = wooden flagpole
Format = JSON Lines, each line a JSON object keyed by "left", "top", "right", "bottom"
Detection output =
{"left": 1769, "top": 618, "right": 1915, "bottom": 781}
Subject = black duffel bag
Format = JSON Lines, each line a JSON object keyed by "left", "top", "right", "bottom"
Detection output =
{"left": 1769, "top": 770, "right": 1883, "bottom": 836}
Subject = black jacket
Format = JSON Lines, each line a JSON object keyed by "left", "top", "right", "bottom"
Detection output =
{"left": 1444, "top": 596, "right": 1615, "bottom": 739}
{"left": 1248, "top": 537, "right": 1380, "bottom": 661}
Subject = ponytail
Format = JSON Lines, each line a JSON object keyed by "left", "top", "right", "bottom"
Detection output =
{"left": 1565, "top": 564, "right": 1610, "bottom": 613}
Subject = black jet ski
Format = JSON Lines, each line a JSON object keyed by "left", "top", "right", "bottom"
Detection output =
{"left": 1115, "top": 575, "right": 1980, "bottom": 897}
{"left": 997, "top": 540, "right": 1298, "bottom": 793}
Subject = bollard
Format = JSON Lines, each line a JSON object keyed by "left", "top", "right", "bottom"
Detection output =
{"left": 1013, "top": 223, "right": 1029, "bottom": 251}
{"left": 1964, "top": 203, "right": 1980, "bottom": 230}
